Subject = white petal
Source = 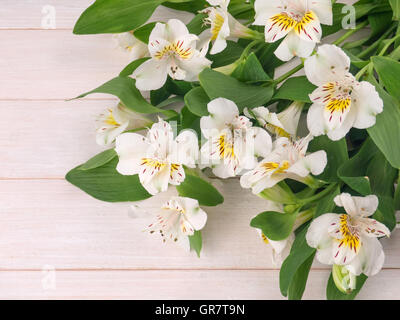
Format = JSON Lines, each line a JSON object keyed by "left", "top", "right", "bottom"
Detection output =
{"left": 139, "top": 164, "right": 170, "bottom": 195}
{"left": 169, "top": 164, "right": 186, "bottom": 186}
{"left": 210, "top": 37, "right": 228, "bottom": 54}
{"left": 185, "top": 206, "right": 208, "bottom": 231}
{"left": 346, "top": 237, "right": 385, "bottom": 276}
{"left": 304, "top": 44, "right": 350, "bottom": 86}
{"left": 201, "top": 98, "right": 239, "bottom": 135}
{"left": 307, "top": 103, "right": 328, "bottom": 137}
{"left": 303, "top": 150, "right": 327, "bottom": 176}
{"left": 352, "top": 195, "right": 379, "bottom": 217}
{"left": 274, "top": 31, "right": 315, "bottom": 61}
{"left": 309, "top": 0, "right": 333, "bottom": 25}
{"left": 326, "top": 105, "right": 357, "bottom": 141}
{"left": 316, "top": 246, "right": 334, "bottom": 265}
{"left": 253, "top": 0, "right": 282, "bottom": 26}
{"left": 252, "top": 127, "right": 273, "bottom": 158}
{"left": 133, "top": 59, "right": 168, "bottom": 91}
{"left": 334, "top": 193, "right": 358, "bottom": 216}
{"left": 115, "top": 133, "right": 149, "bottom": 175}
{"left": 212, "top": 161, "right": 237, "bottom": 179}
{"left": 165, "top": 19, "right": 191, "bottom": 42}
{"left": 351, "top": 81, "right": 384, "bottom": 129}
{"left": 264, "top": 14, "right": 295, "bottom": 43}
{"left": 360, "top": 217, "right": 390, "bottom": 238}
{"left": 332, "top": 236, "right": 359, "bottom": 265}
{"left": 176, "top": 52, "right": 211, "bottom": 81}
{"left": 306, "top": 213, "right": 339, "bottom": 249}
{"left": 149, "top": 22, "right": 168, "bottom": 45}
{"left": 96, "top": 121, "right": 129, "bottom": 146}
{"left": 287, "top": 150, "right": 327, "bottom": 178}
{"left": 294, "top": 11, "right": 322, "bottom": 43}
{"left": 174, "top": 130, "right": 199, "bottom": 167}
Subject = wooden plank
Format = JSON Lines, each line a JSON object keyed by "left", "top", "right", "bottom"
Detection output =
{"left": 0, "top": 179, "right": 399, "bottom": 270}
{"left": 0, "top": 269, "right": 398, "bottom": 299}
{"left": 0, "top": 100, "right": 117, "bottom": 178}
{"left": 0, "top": 1, "right": 194, "bottom": 29}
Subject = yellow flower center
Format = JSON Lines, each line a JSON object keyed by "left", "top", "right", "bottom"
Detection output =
{"left": 105, "top": 109, "right": 120, "bottom": 126}
{"left": 262, "top": 161, "right": 290, "bottom": 174}
{"left": 154, "top": 40, "right": 193, "bottom": 60}
{"left": 265, "top": 123, "right": 291, "bottom": 138}
{"left": 211, "top": 13, "right": 225, "bottom": 40}
{"left": 261, "top": 233, "right": 269, "bottom": 244}
{"left": 337, "top": 214, "right": 361, "bottom": 254}
{"left": 218, "top": 134, "right": 235, "bottom": 160}
{"left": 269, "top": 11, "right": 317, "bottom": 41}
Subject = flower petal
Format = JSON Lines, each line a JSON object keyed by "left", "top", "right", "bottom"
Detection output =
{"left": 274, "top": 31, "right": 315, "bottom": 61}
{"left": 253, "top": 0, "right": 283, "bottom": 26}
{"left": 133, "top": 59, "right": 168, "bottom": 91}
{"left": 360, "top": 217, "right": 390, "bottom": 238}
{"left": 351, "top": 81, "right": 384, "bottom": 129}
{"left": 264, "top": 13, "right": 296, "bottom": 43}
{"left": 307, "top": 103, "right": 328, "bottom": 137}
{"left": 304, "top": 44, "right": 350, "bottom": 86}
{"left": 115, "top": 133, "right": 149, "bottom": 175}
{"left": 309, "top": 0, "right": 333, "bottom": 25}
{"left": 334, "top": 193, "right": 358, "bottom": 216}
{"left": 346, "top": 237, "right": 385, "bottom": 276}
{"left": 306, "top": 213, "right": 339, "bottom": 249}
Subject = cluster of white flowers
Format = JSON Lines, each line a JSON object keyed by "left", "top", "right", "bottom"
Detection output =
{"left": 91, "top": 0, "right": 388, "bottom": 279}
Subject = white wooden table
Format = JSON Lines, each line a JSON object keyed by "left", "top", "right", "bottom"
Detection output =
{"left": 1, "top": 0, "right": 399, "bottom": 299}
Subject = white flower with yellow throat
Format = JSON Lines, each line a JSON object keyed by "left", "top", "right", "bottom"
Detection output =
{"left": 115, "top": 118, "right": 198, "bottom": 195}
{"left": 305, "top": 45, "right": 383, "bottom": 141}
{"left": 306, "top": 193, "right": 390, "bottom": 277}
{"left": 133, "top": 19, "right": 211, "bottom": 91}
{"left": 253, "top": 0, "right": 333, "bottom": 61}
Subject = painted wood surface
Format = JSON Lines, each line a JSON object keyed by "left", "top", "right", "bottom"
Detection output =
{"left": 1, "top": 0, "right": 398, "bottom": 299}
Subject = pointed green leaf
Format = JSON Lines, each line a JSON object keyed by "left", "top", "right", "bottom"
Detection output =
{"left": 66, "top": 158, "right": 152, "bottom": 202}
{"left": 326, "top": 273, "right": 368, "bottom": 300}
{"left": 273, "top": 76, "right": 317, "bottom": 103}
{"left": 199, "top": 68, "right": 274, "bottom": 112}
{"left": 80, "top": 149, "right": 117, "bottom": 171}
{"left": 250, "top": 211, "right": 297, "bottom": 241}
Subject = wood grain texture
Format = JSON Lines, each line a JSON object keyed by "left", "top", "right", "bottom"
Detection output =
{"left": 1, "top": 269, "right": 398, "bottom": 300}
{"left": 1, "top": 0, "right": 398, "bottom": 299}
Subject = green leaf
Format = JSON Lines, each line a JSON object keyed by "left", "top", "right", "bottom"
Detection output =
{"left": 184, "top": 87, "right": 210, "bottom": 117}
{"left": 231, "top": 53, "right": 271, "bottom": 83}
{"left": 73, "top": 0, "right": 193, "bottom": 34}
{"left": 199, "top": 68, "right": 274, "bottom": 112}
{"left": 176, "top": 171, "right": 224, "bottom": 206}
{"left": 372, "top": 56, "right": 400, "bottom": 102}
{"left": 314, "top": 185, "right": 341, "bottom": 218}
{"left": 395, "top": 182, "right": 400, "bottom": 211}
{"left": 163, "top": 0, "right": 207, "bottom": 13}
{"left": 365, "top": 74, "right": 400, "bottom": 169}
{"left": 389, "top": 0, "right": 400, "bottom": 20}
{"left": 338, "top": 139, "right": 376, "bottom": 195}
{"left": 74, "top": 76, "right": 176, "bottom": 117}
{"left": 287, "top": 252, "right": 315, "bottom": 300}
{"left": 209, "top": 41, "right": 244, "bottom": 68}
{"left": 180, "top": 106, "right": 201, "bottom": 137}
{"left": 66, "top": 158, "right": 152, "bottom": 202}
{"left": 133, "top": 22, "right": 157, "bottom": 43}
{"left": 187, "top": 13, "right": 208, "bottom": 35}
{"left": 280, "top": 224, "right": 316, "bottom": 298}
{"left": 309, "top": 136, "right": 348, "bottom": 183}
{"left": 326, "top": 273, "right": 368, "bottom": 300}
{"left": 189, "top": 230, "right": 202, "bottom": 257}
{"left": 366, "top": 150, "right": 397, "bottom": 197}
{"left": 80, "top": 149, "right": 117, "bottom": 171}
{"left": 273, "top": 76, "right": 317, "bottom": 103}
{"left": 250, "top": 211, "right": 297, "bottom": 241}
{"left": 119, "top": 57, "right": 150, "bottom": 77}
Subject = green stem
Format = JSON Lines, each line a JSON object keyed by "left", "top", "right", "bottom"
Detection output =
{"left": 240, "top": 40, "right": 263, "bottom": 60}
{"left": 378, "top": 34, "right": 400, "bottom": 56}
{"left": 332, "top": 20, "right": 369, "bottom": 46}
{"left": 358, "top": 24, "right": 397, "bottom": 59}
{"left": 274, "top": 62, "right": 304, "bottom": 85}
{"left": 299, "top": 183, "right": 338, "bottom": 205}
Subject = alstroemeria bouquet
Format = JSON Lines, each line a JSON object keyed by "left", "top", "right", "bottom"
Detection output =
{"left": 67, "top": 0, "right": 400, "bottom": 300}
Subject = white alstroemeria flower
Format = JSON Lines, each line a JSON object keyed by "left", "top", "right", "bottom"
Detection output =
{"left": 144, "top": 197, "right": 207, "bottom": 251}
{"left": 113, "top": 32, "right": 149, "bottom": 60}
{"left": 240, "top": 135, "right": 327, "bottom": 194}
{"left": 305, "top": 45, "right": 383, "bottom": 141}
{"left": 244, "top": 101, "right": 304, "bottom": 138}
{"left": 306, "top": 193, "right": 391, "bottom": 276}
{"left": 133, "top": 19, "right": 211, "bottom": 91}
{"left": 257, "top": 229, "right": 295, "bottom": 266}
{"left": 201, "top": 0, "right": 261, "bottom": 55}
{"left": 96, "top": 103, "right": 153, "bottom": 146}
{"left": 253, "top": 0, "right": 333, "bottom": 61}
{"left": 115, "top": 118, "right": 198, "bottom": 195}
{"left": 200, "top": 98, "right": 272, "bottom": 178}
